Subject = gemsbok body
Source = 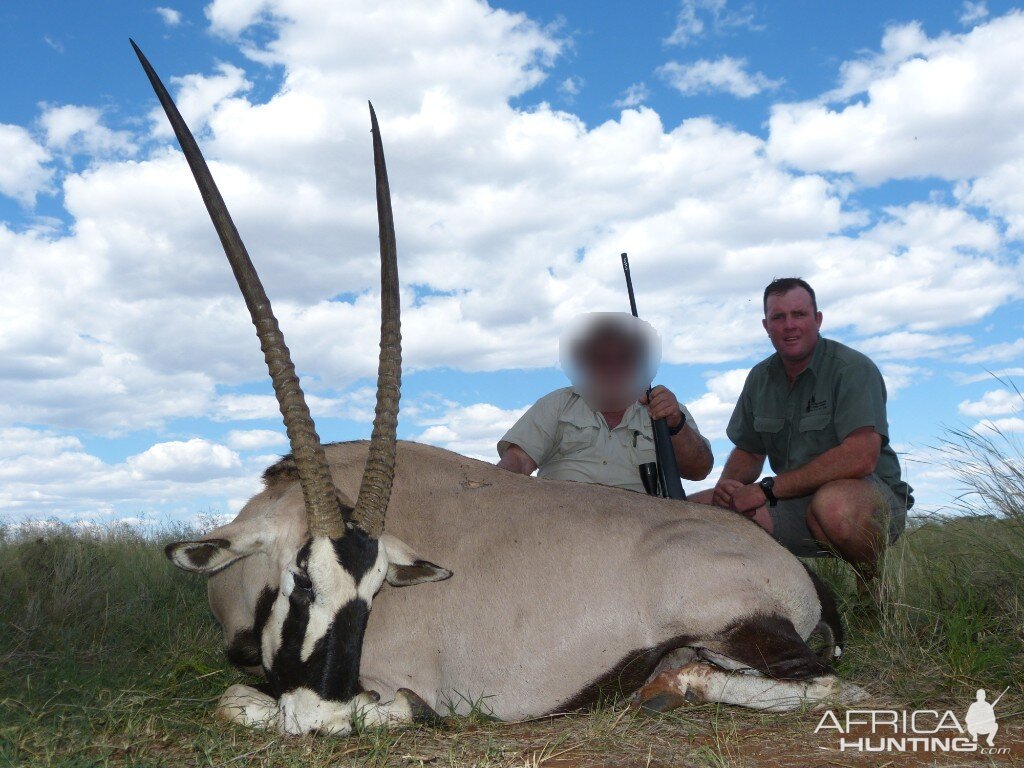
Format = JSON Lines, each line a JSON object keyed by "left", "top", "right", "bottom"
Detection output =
{"left": 133, "top": 42, "right": 868, "bottom": 736}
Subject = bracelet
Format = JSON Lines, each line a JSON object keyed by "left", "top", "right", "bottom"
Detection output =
{"left": 667, "top": 410, "right": 687, "bottom": 436}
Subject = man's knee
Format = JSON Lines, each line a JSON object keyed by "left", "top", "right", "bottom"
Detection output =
{"left": 808, "top": 480, "right": 882, "bottom": 543}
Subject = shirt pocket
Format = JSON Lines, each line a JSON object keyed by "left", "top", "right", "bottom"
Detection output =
{"left": 630, "top": 428, "right": 657, "bottom": 465}
{"left": 753, "top": 415, "right": 785, "bottom": 454}
{"left": 557, "top": 419, "right": 599, "bottom": 456}
{"left": 797, "top": 411, "right": 836, "bottom": 457}
{"left": 798, "top": 412, "right": 831, "bottom": 432}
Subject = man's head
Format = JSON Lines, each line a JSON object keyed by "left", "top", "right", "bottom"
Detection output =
{"left": 762, "top": 277, "right": 822, "bottom": 367}
{"left": 561, "top": 313, "right": 660, "bottom": 411}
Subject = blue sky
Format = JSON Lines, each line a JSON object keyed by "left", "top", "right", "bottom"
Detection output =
{"left": 0, "top": 0, "right": 1021, "bottom": 524}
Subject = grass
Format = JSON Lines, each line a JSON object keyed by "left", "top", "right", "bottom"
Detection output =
{"left": 2, "top": 422, "right": 1023, "bottom": 766}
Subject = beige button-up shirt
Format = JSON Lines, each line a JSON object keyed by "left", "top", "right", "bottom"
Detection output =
{"left": 498, "top": 387, "right": 709, "bottom": 493}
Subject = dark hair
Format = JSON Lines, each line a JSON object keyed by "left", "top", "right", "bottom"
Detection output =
{"left": 763, "top": 277, "right": 817, "bottom": 315}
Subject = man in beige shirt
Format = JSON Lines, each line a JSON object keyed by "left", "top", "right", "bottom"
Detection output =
{"left": 497, "top": 313, "right": 713, "bottom": 493}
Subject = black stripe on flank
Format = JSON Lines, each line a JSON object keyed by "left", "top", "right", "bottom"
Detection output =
{"left": 718, "top": 612, "right": 829, "bottom": 680}
{"left": 557, "top": 633, "right": 695, "bottom": 712}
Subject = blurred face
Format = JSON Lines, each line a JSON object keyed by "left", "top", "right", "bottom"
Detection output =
{"left": 762, "top": 288, "right": 822, "bottom": 368}
{"left": 580, "top": 335, "right": 643, "bottom": 411}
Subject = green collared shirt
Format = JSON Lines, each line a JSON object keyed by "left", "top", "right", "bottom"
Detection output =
{"left": 727, "top": 337, "right": 913, "bottom": 508}
{"left": 498, "top": 387, "right": 709, "bottom": 493}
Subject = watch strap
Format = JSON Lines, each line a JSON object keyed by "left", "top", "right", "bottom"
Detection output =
{"left": 667, "top": 410, "right": 687, "bottom": 436}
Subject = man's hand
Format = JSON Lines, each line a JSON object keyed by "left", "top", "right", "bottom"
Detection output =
{"left": 730, "top": 483, "right": 768, "bottom": 518}
{"left": 640, "top": 385, "right": 682, "bottom": 428}
{"left": 711, "top": 478, "right": 744, "bottom": 508}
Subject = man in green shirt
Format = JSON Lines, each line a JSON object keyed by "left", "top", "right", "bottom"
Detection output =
{"left": 691, "top": 278, "right": 912, "bottom": 586}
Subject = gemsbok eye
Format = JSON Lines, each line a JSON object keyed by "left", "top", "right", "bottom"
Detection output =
{"left": 293, "top": 571, "right": 313, "bottom": 592}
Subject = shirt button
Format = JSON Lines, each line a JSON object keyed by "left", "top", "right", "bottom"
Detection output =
{"left": 602, "top": 460, "right": 607, "bottom": 465}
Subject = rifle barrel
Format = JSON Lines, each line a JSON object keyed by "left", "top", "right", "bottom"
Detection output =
{"left": 620, "top": 252, "right": 686, "bottom": 501}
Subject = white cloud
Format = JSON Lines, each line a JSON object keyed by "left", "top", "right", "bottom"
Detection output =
{"left": 880, "top": 363, "right": 926, "bottom": 399}
{"left": 126, "top": 438, "right": 241, "bottom": 481}
{"left": 150, "top": 63, "right": 252, "bottom": 137}
{"left": 225, "top": 428, "right": 288, "bottom": 450}
{"left": 155, "top": 6, "right": 183, "bottom": 26}
{"left": 959, "top": 1, "right": 989, "bottom": 26}
{"left": 961, "top": 159, "right": 1024, "bottom": 239}
{"left": 39, "top": 104, "right": 136, "bottom": 157}
{"left": 0, "top": 124, "right": 52, "bottom": 204}
{"left": 559, "top": 75, "right": 583, "bottom": 98}
{"left": 613, "top": 82, "right": 650, "bottom": 109}
{"left": 768, "top": 13, "right": 1024, "bottom": 185}
{"left": 659, "top": 56, "right": 781, "bottom": 98}
{"left": 684, "top": 368, "right": 748, "bottom": 441}
{"left": 414, "top": 402, "right": 527, "bottom": 461}
{"left": 974, "top": 416, "right": 1024, "bottom": 433}
{"left": 665, "top": 0, "right": 759, "bottom": 46}
{"left": 857, "top": 331, "right": 973, "bottom": 361}
{"left": 0, "top": 428, "right": 259, "bottom": 519}
{"left": 956, "top": 368, "right": 1024, "bottom": 385}
{"left": 960, "top": 338, "right": 1024, "bottom": 364}
{"left": 958, "top": 388, "right": 1022, "bottom": 418}
{"left": 212, "top": 389, "right": 376, "bottom": 423}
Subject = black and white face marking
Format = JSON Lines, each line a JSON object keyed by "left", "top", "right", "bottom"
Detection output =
{"left": 260, "top": 528, "right": 387, "bottom": 722}
{"left": 168, "top": 524, "right": 453, "bottom": 735}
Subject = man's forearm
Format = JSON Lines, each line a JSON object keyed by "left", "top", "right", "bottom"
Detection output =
{"left": 497, "top": 444, "right": 538, "bottom": 475}
{"left": 671, "top": 426, "right": 713, "bottom": 481}
{"left": 773, "top": 429, "right": 880, "bottom": 499}
{"left": 720, "top": 447, "right": 765, "bottom": 485}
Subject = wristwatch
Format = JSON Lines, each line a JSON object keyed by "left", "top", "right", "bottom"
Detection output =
{"left": 667, "top": 410, "right": 687, "bottom": 436}
{"left": 758, "top": 476, "right": 778, "bottom": 507}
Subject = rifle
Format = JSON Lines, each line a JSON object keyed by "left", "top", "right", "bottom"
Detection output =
{"left": 621, "top": 253, "right": 686, "bottom": 500}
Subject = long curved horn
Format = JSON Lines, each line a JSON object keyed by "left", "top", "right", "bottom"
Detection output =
{"left": 131, "top": 40, "right": 347, "bottom": 539}
{"left": 351, "top": 104, "right": 401, "bottom": 537}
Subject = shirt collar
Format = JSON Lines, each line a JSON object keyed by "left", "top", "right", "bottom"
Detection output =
{"left": 569, "top": 386, "right": 645, "bottom": 430}
{"left": 768, "top": 335, "right": 826, "bottom": 380}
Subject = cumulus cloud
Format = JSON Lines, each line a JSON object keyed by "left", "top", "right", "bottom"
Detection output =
{"left": 0, "top": 428, "right": 258, "bottom": 518}
{"left": 659, "top": 56, "right": 781, "bottom": 98}
{"left": 414, "top": 402, "right": 527, "bottom": 460}
{"left": 0, "top": 124, "right": 52, "bottom": 204}
{"left": 767, "top": 13, "right": 1024, "bottom": 185}
{"left": 958, "top": 388, "right": 1022, "bottom": 418}
{"left": 39, "top": 104, "right": 136, "bottom": 157}
{"left": 126, "top": 438, "right": 241, "bottom": 481}
{"left": 684, "top": 368, "right": 748, "bottom": 441}
{"left": 960, "top": 338, "right": 1024, "bottom": 364}
{"left": 225, "top": 428, "right": 288, "bottom": 450}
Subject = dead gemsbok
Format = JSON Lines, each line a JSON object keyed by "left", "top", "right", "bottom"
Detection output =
{"left": 132, "top": 41, "right": 868, "bottom": 736}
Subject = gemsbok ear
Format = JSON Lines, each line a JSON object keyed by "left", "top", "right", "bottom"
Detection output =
{"left": 379, "top": 534, "right": 453, "bottom": 587}
{"left": 165, "top": 536, "right": 263, "bottom": 575}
